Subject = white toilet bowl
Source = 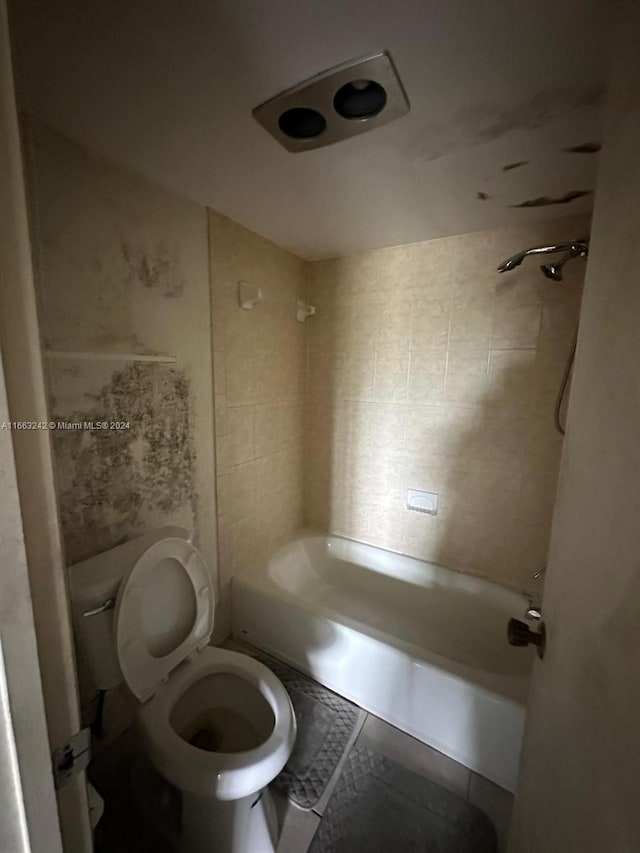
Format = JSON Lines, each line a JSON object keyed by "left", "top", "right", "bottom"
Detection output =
{"left": 69, "top": 528, "right": 296, "bottom": 853}
{"left": 139, "top": 647, "right": 295, "bottom": 852}
{"left": 139, "top": 647, "right": 294, "bottom": 800}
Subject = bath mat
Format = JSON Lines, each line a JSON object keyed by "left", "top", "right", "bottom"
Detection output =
{"left": 252, "top": 651, "right": 360, "bottom": 809}
{"left": 308, "top": 746, "right": 497, "bottom": 853}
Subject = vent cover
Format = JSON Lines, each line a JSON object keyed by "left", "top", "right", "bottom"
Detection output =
{"left": 253, "top": 51, "right": 410, "bottom": 153}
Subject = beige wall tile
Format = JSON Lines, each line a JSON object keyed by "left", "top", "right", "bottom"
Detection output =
{"left": 225, "top": 406, "right": 254, "bottom": 467}
{"left": 254, "top": 401, "right": 302, "bottom": 458}
{"left": 449, "top": 292, "right": 494, "bottom": 348}
{"left": 408, "top": 352, "right": 447, "bottom": 404}
{"left": 370, "top": 404, "right": 407, "bottom": 449}
{"left": 210, "top": 213, "right": 588, "bottom": 597}
{"left": 226, "top": 461, "right": 256, "bottom": 523}
{"left": 376, "top": 303, "right": 412, "bottom": 352}
{"left": 374, "top": 351, "right": 410, "bottom": 403}
{"left": 336, "top": 350, "right": 375, "bottom": 401}
{"left": 410, "top": 294, "right": 450, "bottom": 350}
{"left": 333, "top": 401, "right": 374, "bottom": 445}
{"left": 412, "top": 240, "right": 454, "bottom": 297}
{"left": 444, "top": 349, "right": 490, "bottom": 404}
{"left": 333, "top": 294, "right": 379, "bottom": 354}
{"left": 210, "top": 211, "right": 306, "bottom": 618}
{"left": 377, "top": 245, "right": 415, "bottom": 290}
{"left": 488, "top": 348, "right": 537, "bottom": 403}
{"left": 333, "top": 252, "right": 379, "bottom": 291}
{"left": 492, "top": 302, "right": 542, "bottom": 349}
{"left": 402, "top": 510, "right": 443, "bottom": 562}
{"left": 225, "top": 341, "right": 256, "bottom": 406}
{"left": 306, "top": 217, "right": 587, "bottom": 590}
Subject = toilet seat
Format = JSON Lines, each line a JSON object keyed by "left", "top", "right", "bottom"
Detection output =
{"left": 114, "top": 536, "right": 296, "bottom": 804}
{"left": 115, "top": 537, "right": 214, "bottom": 702}
{"left": 137, "top": 647, "right": 296, "bottom": 800}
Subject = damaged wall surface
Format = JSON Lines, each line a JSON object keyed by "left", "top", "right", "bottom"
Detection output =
{"left": 25, "top": 123, "right": 216, "bottom": 599}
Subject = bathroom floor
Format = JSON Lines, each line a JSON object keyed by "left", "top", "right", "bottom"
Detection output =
{"left": 90, "top": 643, "right": 513, "bottom": 853}
{"left": 273, "top": 700, "right": 513, "bottom": 853}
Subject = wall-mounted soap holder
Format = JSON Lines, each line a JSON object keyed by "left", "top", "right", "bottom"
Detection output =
{"left": 407, "top": 489, "right": 438, "bottom": 515}
{"left": 297, "top": 300, "right": 316, "bottom": 322}
{"left": 239, "top": 281, "right": 264, "bottom": 310}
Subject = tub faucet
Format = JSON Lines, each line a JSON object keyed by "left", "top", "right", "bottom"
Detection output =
{"left": 525, "top": 604, "right": 542, "bottom": 622}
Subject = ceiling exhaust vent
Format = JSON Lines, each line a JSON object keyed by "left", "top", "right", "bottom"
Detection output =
{"left": 253, "top": 51, "right": 410, "bottom": 153}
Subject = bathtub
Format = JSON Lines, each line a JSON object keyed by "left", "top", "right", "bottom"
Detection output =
{"left": 231, "top": 531, "right": 533, "bottom": 792}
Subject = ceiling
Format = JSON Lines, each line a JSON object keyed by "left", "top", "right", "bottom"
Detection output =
{"left": 10, "top": 0, "right": 612, "bottom": 259}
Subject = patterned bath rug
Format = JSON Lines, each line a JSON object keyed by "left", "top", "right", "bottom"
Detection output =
{"left": 252, "top": 650, "right": 360, "bottom": 809}
{"left": 309, "top": 746, "right": 497, "bottom": 853}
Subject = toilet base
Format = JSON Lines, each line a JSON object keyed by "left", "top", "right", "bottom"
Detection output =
{"left": 131, "top": 749, "right": 278, "bottom": 853}
{"left": 182, "top": 787, "right": 278, "bottom": 853}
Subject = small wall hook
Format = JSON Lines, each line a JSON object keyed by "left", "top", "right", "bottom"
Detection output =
{"left": 297, "top": 300, "right": 316, "bottom": 322}
{"left": 239, "top": 281, "right": 264, "bottom": 310}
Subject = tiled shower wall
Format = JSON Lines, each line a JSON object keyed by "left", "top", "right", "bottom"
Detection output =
{"left": 209, "top": 212, "right": 306, "bottom": 633}
{"left": 305, "top": 217, "right": 587, "bottom": 590}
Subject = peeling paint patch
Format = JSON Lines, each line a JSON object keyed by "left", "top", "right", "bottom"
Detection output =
{"left": 476, "top": 191, "right": 489, "bottom": 201}
{"left": 52, "top": 361, "right": 197, "bottom": 562}
{"left": 121, "top": 239, "right": 185, "bottom": 298}
{"left": 510, "top": 190, "right": 592, "bottom": 208}
{"left": 563, "top": 142, "right": 601, "bottom": 154}
{"left": 502, "top": 160, "right": 529, "bottom": 171}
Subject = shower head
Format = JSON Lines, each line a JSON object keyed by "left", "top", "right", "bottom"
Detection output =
{"left": 497, "top": 239, "right": 589, "bottom": 279}
{"left": 541, "top": 253, "right": 572, "bottom": 281}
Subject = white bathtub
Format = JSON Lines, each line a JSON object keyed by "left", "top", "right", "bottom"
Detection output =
{"left": 231, "top": 531, "right": 533, "bottom": 792}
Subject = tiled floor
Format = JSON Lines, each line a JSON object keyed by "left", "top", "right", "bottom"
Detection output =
{"left": 225, "top": 638, "right": 514, "bottom": 852}
{"left": 90, "top": 645, "right": 514, "bottom": 852}
{"left": 274, "top": 712, "right": 513, "bottom": 853}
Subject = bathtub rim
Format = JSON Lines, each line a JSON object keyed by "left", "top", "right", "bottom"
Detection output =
{"left": 235, "top": 529, "right": 533, "bottom": 707}
{"left": 260, "top": 527, "right": 537, "bottom": 599}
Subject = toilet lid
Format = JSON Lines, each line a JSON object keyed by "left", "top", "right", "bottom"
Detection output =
{"left": 115, "top": 538, "right": 215, "bottom": 703}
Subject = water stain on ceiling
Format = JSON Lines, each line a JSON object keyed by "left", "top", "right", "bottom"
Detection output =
{"left": 511, "top": 190, "right": 592, "bottom": 208}
{"left": 563, "top": 142, "right": 602, "bottom": 153}
{"left": 502, "top": 161, "right": 529, "bottom": 172}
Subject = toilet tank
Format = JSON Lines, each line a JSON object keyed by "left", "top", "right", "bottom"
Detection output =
{"left": 69, "top": 526, "right": 191, "bottom": 692}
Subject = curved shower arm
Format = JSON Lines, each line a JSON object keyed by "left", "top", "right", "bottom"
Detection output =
{"left": 497, "top": 240, "right": 589, "bottom": 273}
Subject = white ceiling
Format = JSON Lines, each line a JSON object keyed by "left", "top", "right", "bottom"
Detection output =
{"left": 10, "top": 0, "right": 612, "bottom": 258}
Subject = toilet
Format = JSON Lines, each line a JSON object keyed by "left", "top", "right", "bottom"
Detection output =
{"left": 69, "top": 526, "right": 296, "bottom": 853}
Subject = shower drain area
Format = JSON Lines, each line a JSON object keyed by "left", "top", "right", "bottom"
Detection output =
{"left": 253, "top": 51, "right": 409, "bottom": 152}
